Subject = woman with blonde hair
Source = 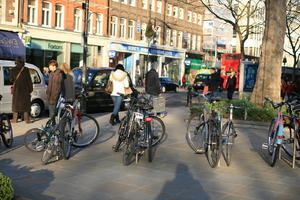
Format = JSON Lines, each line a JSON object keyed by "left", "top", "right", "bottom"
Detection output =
{"left": 59, "top": 63, "right": 75, "bottom": 103}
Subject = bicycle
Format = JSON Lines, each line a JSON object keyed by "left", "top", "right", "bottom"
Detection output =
{"left": 0, "top": 95, "right": 13, "bottom": 148}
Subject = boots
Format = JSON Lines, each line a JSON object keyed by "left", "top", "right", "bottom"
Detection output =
{"left": 115, "top": 114, "right": 121, "bottom": 124}
{"left": 109, "top": 114, "right": 116, "bottom": 126}
{"left": 11, "top": 112, "right": 18, "bottom": 123}
{"left": 24, "top": 112, "right": 33, "bottom": 124}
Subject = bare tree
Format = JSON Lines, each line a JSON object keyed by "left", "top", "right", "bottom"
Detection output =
{"left": 284, "top": 0, "right": 300, "bottom": 81}
{"left": 251, "top": 0, "right": 287, "bottom": 105}
{"left": 199, "top": 0, "right": 263, "bottom": 59}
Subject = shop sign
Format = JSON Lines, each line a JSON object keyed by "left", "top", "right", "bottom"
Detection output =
{"left": 109, "top": 50, "right": 117, "bottom": 58}
{"left": 30, "top": 39, "right": 64, "bottom": 52}
{"left": 184, "top": 59, "right": 191, "bottom": 66}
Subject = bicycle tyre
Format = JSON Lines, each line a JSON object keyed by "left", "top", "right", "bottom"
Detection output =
{"left": 72, "top": 113, "right": 100, "bottom": 147}
{"left": 24, "top": 128, "right": 46, "bottom": 152}
{"left": 267, "top": 119, "right": 277, "bottom": 155}
{"left": 114, "top": 117, "right": 128, "bottom": 152}
{"left": 186, "top": 113, "right": 206, "bottom": 153}
{"left": 281, "top": 124, "right": 300, "bottom": 160}
{"left": 150, "top": 116, "right": 166, "bottom": 146}
{"left": 123, "top": 123, "right": 138, "bottom": 166}
{"left": 270, "top": 144, "right": 280, "bottom": 167}
{"left": 59, "top": 118, "right": 72, "bottom": 159}
{"left": 147, "top": 123, "right": 153, "bottom": 162}
{"left": 222, "top": 122, "right": 235, "bottom": 166}
{"left": 1, "top": 114, "right": 13, "bottom": 147}
{"left": 41, "top": 142, "right": 55, "bottom": 165}
{"left": 206, "top": 119, "right": 221, "bottom": 168}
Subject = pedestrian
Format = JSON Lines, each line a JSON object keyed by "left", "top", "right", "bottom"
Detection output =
{"left": 182, "top": 75, "right": 186, "bottom": 88}
{"left": 43, "top": 66, "right": 50, "bottom": 85}
{"left": 59, "top": 63, "right": 75, "bottom": 103}
{"left": 281, "top": 76, "right": 287, "bottom": 100}
{"left": 109, "top": 64, "right": 130, "bottom": 126}
{"left": 208, "top": 68, "right": 221, "bottom": 99}
{"left": 46, "top": 60, "right": 64, "bottom": 117}
{"left": 145, "top": 63, "right": 160, "bottom": 96}
{"left": 10, "top": 57, "right": 33, "bottom": 123}
{"left": 226, "top": 71, "right": 237, "bottom": 100}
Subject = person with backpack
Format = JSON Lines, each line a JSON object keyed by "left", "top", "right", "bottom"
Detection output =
{"left": 145, "top": 63, "right": 160, "bottom": 96}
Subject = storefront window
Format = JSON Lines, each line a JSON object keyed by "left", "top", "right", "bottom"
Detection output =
{"left": 26, "top": 48, "right": 63, "bottom": 70}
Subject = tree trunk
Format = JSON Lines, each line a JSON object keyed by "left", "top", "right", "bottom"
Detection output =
{"left": 240, "top": 39, "right": 245, "bottom": 60}
{"left": 251, "top": 0, "right": 287, "bottom": 106}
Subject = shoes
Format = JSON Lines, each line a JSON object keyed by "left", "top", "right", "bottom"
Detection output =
{"left": 115, "top": 114, "right": 121, "bottom": 123}
{"left": 109, "top": 114, "right": 116, "bottom": 126}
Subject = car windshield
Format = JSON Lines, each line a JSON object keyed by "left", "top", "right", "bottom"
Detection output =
{"left": 74, "top": 70, "right": 94, "bottom": 85}
{"left": 195, "top": 74, "right": 211, "bottom": 81}
{"left": 160, "top": 77, "right": 172, "bottom": 82}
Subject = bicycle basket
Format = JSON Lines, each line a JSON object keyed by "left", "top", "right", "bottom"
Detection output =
{"left": 151, "top": 96, "right": 166, "bottom": 113}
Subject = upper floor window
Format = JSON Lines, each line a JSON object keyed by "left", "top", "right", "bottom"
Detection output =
{"left": 178, "top": 31, "right": 183, "bottom": 48}
{"left": 74, "top": 8, "right": 82, "bottom": 32}
{"left": 193, "top": 13, "right": 197, "bottom": 24}
{"left": 121, "top": 0, "right": 127, "bottom": 4}
{"left": 187, "top": 11, "right": 192, "bottom": 22}
{"left": 197, "top": 14, "right": 202, "bottom": 25}
{"left": 150, "top": 0, "right": 156, "bottom": 12}
{"left": 55, "top": 4, "right": 64, "bottom": 29}
{"left": 129, "top": 0, "right": 136, "bottom": 6}
{"left": 128, "top": 20, "right": 135, "bottom": 40}
{"left": 142, "top": 0, "right": 148, "bottom": 9}
{"left": 167, "top": 4, "right": 172, "bottom": 16}
{"left": 187, "top": 33, "right": 191, "bottom": 49}
{"left": 155, "top": 26, "right": 161, "bottom": 45}
{"left": 110, "top": 16, "right": 118, "bottom": 37}
{"left": 42, "top": 1, "right": 51, "bottom": 27}
{"left": 120, "top": 18, "right": 126, "bottom": 38}
{"left": 192, "top": 34, "right": 196, "bottom": 50}
{"left": 96, "top": 14, "right": 103, "bottom": 35}
{"left": 156, "top": 1, "right": 162, "bottom": 13}
{"left": 88, "top": 12, "right": 93, "bottom": 34}
{"left": 173, "top": 7, "right": 178, "bottom": 18}
{"left": 141, "top": 23, "right": 147, "bottom": 41}
{"left": 197, "top": 35, "right": 201, "bottom": 51}
{"left": 28, "top": 0, "right": 37, "bottom": 24}
{"left": 172, "top": 30, "right": 177, "bottom": 47}
{"left": 166, "top": 29, "right": 171, "bottom": 45}
{"left": 179, "top": 8, "right": 184, "bottom": 20}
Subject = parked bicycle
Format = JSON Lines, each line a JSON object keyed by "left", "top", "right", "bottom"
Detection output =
{"left": 0, "top": 95, "right": 13, "bottom": 148}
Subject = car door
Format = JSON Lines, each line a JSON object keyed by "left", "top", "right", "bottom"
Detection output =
{"left": 0, "top": 65, "right": 14, "bottom": 114}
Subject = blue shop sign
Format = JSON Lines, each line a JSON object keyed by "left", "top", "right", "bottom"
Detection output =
{"left": 109, "top": 50, "right": 117, "bottom": 58}
{"left": 0, "top": 31, "right": 25, "bottom": 59}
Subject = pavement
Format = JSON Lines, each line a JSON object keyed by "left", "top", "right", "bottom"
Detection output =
{"left": 0, "top": 90, "right": 300, "bottom": 200}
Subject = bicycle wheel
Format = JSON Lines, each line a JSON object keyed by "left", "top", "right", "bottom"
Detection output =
{"left": 267, "top": 119, "right": 277, "bottom": 155}
{"left": 24, "top": 128, "right": 47, "bottom": 152}
{"left": 0, "top": 114, "right": 13, "bottom": 147}
{"left": 270, "top": 144, "right": 280, "bottom": 167}
{"left": 222, "top": 122, "right": 235, "bottom": 166}
{"left": 206, "top": 119, "right": 221, "bottom": 168}
{"left": 72, "top": 113, "right": 100, "bottom": 147}
{"left": 113, "top": 117, "right": 128, "bottom": 152}
{"left": 123, "top": 123, "right": 138, "bottom": 166}
{"left": 281, "top": 124, "right": 300, "bottom": 159}
{"left": 41, "top": 141, "right": 55, "bottom": 165}
{"left": 186, "top": 113, "right": 206, "bottom": 153}
{"left": 150, "top": 116, "right": 166, "bottom": 146}
{"left": 59, "top": 118, "right": 72, "bottom": 159}
{"left": 147, "top": 123, "right": 153, "bottom": 162}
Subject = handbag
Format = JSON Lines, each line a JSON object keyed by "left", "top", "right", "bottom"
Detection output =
{"left": 11, "top": 67, "right": 24, "bottom": 94}
{"left": 105, "top": 80, "right": 113, "bottom": 94}
{"left": 125, "top": 87, "right": 133, "bottom": 95}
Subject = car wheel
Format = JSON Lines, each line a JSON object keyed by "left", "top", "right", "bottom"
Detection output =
{"left": 31, "top": 100, "right": 43, "bottom": 118}
{"left": 161, "top": 86, "right": 166, "bottom": 93}
{"left": 174, "top": 87, "right": 178, "bottom": 93}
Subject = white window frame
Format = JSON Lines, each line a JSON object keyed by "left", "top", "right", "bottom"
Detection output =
{"left": 121, "top": 0, "right": 127, "bottom": 4}
{"left": 156, "top": 1, "right": 162, "bottom": 13}
{"left": 192, "top": 34, "right": 196, "bottom": 50}
{"left": 197, "top": 14, "right": 202, "bottom": 25}
{"left": 187, "top": 11, "right": 192, "bottom": 22}
{"left": 197, "top": 35, "right": 201, "bottom": 51}
{"left": 55, "top": 4, "right": 64, "bottom": 29}
{"left": 119, "top": 18, "right": 126, "bottom": 39}
{"left": 28, "top": 0, "right": 38, "bottom": 25}
{"left": 173, "top": 6, "right": 178, "bottom": 18}
{"left": 142, "top": 0, "right": 148, "bottom": 9}
{"left": 42, "top": 1, "right": 51, "bottom": 27}
{"left": 167, "top": 4, "right": 172, "bottom": 16}
{"left": 110, "top": 16, "right": 118, "bottom": 37}
{"left": 88, "top": 12, "right": 93, "bottom": 34}
{"left": 155, "top": 26, "right": 161, "bottom": 44}
{"left": 166, "top": 29, "right": 171, "bottom": 45}
{"left": 141, "top": 23, "right": 147, "bottom": 41}
{"left": 187, "top": 33, "right": 191, "bottom": 49}
{"left": 74, "top": 8, "right": 82, "bottom": 32}
{"left": 179, "top": 8, "right": 184, "bottom": 20}
{"left": 178, "top": 31, "right": 183, "bottom": 48}
{"left": 172, "top": 30, "right": 177, "bottom": 47}
{"left": 150, "top": 0, "right": 156, "bottom": 11}
{"left": 129, "top": 0, "right": 136, "bottom": 6}
{"left": 96, "top": 13, "right": 103, "bottom": 35}
{"left": 128, "top": 20, "right": 135, "bottom": 40}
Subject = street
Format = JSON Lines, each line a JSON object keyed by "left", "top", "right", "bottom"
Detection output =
{"left": 1, "top": 91, "right": 300, "bottom": 200}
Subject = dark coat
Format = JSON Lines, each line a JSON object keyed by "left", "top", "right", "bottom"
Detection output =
{"left": 145, "top": 69, "right": 160, "bottom": 96}
{"left": 227, "top": 76, "right": 237, "bottom": 90}
{"left": 46, "top": 69, "right": 64, "bottom": 105}
{"left": 61, "top": 74, "right": 75, "bottom": 103}
{"left": 209, "top": 72, "right": 222, "bottom": 91}
{"left": 10, "top": 66, "right": 33, "bottom": 112}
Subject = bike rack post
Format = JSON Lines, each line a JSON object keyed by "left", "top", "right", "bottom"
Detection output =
{"left": 292, "top": 134, "right": 296, "bottom": 169}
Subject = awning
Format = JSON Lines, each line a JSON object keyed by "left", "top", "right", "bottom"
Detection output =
{"left": 0, "top": 30, "right": 25, "bottom": 60}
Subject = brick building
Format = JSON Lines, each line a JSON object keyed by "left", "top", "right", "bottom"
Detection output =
{"left": 0, "top": 0, "right": 23, "bottom": 32}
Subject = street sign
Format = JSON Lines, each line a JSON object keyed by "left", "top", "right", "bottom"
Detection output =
{"left": 137, "top": 20, "right": 141, "bottom": 33}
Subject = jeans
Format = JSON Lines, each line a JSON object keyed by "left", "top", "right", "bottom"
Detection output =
{"left": 112, "top": 96, "right": 124, "bottom": 115}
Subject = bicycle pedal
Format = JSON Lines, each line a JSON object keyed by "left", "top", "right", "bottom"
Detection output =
{"left": 261, "top": 143, "right": 268, "bottom": 150}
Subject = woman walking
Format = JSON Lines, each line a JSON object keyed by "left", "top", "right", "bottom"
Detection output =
{"left": 109, "top": 64, "right": 130, "bottom": 126}
{"left": 10, "top": 57, "right": 33, "bottom": 123}
{"left": 59, "top": 63, "right": 75, "bottom": 103}
{"left": 226, "top": 71, "right": 237, "bottom": 100}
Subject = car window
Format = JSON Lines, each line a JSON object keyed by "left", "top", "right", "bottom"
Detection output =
{"left": 92, "top": 71, "right": 110, "bottom": 88}
{"left": 29, "top": 68, "right": 41, "bottom": 84}
{"left": 3, "top": 66, "right": 41, "bottom": 85}
{"left": 3, "top": 66, "right": 13, "bottom": 85}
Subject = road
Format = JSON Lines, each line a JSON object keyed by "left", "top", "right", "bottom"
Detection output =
{"left": 1, "top": 90, "right": 300, "bottom": 200}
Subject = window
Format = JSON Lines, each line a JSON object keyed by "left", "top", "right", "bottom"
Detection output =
{"left": 150, "top": 0, "right": 155, "bottom": 11}
{"left": 29, "top": 69, "right": 41, "bottom": 84}
{"left": 141, "top": 23, "right": 147, "bottom": 41}
{"left": 179, "top": 8, "right": 184, "bottom": 19}
{"left": 155, "top": 26, "right": 161, "bottom": 44}
{"left": 178, "top": 31, "right": 183, "bottom": 48}
{"left": 88, "top": 12, "right": 93, "bottom": 34}
{"left": 121, "top": 0, "right": 127, "bottom": 4}
{"left": 156, "top": 1, "right": 162, "bottom": 13}
{"left": 167, "top": 4, "right": 172, "bottom": 16}
{"left": 187, "top": 33, "right": 191, "bottom": 49}
{"left": 187, "top": 11, "right": 192, "bottom": 22}
{"left": 120, "top": 18, "right": 126, "bottom": 38}
{"left": 55, "top": 4, "right": 64, "bottom": 29}
{"left": 28, "top": 0, "right": 37, "bottom": 24}
{"left": 110, "top": 16, "right": 118, "bottom": 37}
{"left": 128, "top": 20, "right": 135, "bottom": 40}
{"left": 74, "top": 9, "right": 82, "bottom": 32}
{"left": 172, "top": 30, "right": 177, "bottom": 47}
{"left": 96, "top": 14, "right": 103, "bottom": 35}
{"left": 197, "top": 14, "right": 202, "bottom": 25}
{"left": 193, "top": 13, "right": 197, "bottom": 23}
{"left": 142, "top": 0, "right": 148, "bottom": 9}
{"left": 92, "top": 72, "right": 110, "bottom": 89}
{"left": 192, "top": 34, "right": 196, "bottom": 50}
{"left": 129, "top": 0, "right": 136, "bottom": 6}
{"left": 42, "top": 1, "right": 51, "bottom": 27}
{"left": 197, "top": 35, "right": 201, "bottom": 51}
{"left": 166, "top": 29, "right": 171, "bottom": 45}
{"left": 97, "top": 46, "right": 102, "bottom": 55}
{"left": 173, "top": 7, "right": 178, "bottom": 18}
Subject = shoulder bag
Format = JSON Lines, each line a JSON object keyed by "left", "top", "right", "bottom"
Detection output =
{"left": 11, "top": 67, "right": 25, "bottom": 94}
{"left": 105, "top": 80, "right": 113, "bottom": 94}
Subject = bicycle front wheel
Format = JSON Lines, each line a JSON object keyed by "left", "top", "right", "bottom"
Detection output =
{"left": 1, "top": 114, "right": 13, "bottom": 147}
{"left": 150, "top": 116, "right": 166, "bottom": 146}
{"left": 24, "top": 128, "right": 46, "bottom": 152}
{"left": 147, "top": 123, "right": 153, "bottom": 162}
{"left": 267, "top": 119, "right": 277, "bottom": 155}
{"left": 206, "top": 119, "right": 221, "bottom": 168}
{"left": 222, "top": 122, "right": 235, "bottom": 166}
{"left": 186, "top": 113, "right": 206, "bottom": 153}
{"left": 72, "top": 113, "right": 100, "bottom": 147}
{"left": 59, "top": 118, "right": 72, "bottom": 159}
{"left": 114, "top": 117, "right": 128, "bottom": 152}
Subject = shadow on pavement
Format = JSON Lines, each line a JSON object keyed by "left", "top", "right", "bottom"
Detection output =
{"left": 0, "top": 158, "right": 55, "bottom": 200}
{"left": 155, "top": 163, "right": 209, "bottom": 200}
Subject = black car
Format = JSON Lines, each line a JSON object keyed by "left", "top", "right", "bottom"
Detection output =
{"left": 159, "top": 77, "right": 179, "bottom": 93}
{"left": 193, "top": 74, "right": 211, "bottom": 91}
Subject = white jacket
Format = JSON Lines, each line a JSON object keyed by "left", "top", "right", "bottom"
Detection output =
{"left": 109, "top": 69, "right": 129, "bottom": 96}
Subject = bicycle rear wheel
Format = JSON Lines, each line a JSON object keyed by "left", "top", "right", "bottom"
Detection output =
{"left": 186, "top": 113, "right": 206, "bottom": 153}
{"left": 72, "top": 113, "right": 100, "bottom": 147}
{"left": 113, "top": 117, "right": 128, "bottom": 152}
{"left": 147, "top": 123, "right": 153, "bottom": 162}
{"left": 222, "top": 122, "right": 235, "bottom": 166}
{"left": 150, "top": 116, "right": 165, "bottom": 146}
{"left": 24, "top": 128, "right": 46, "bottom": 152}
{"left": 281, "top": 124, "right": 300, "bottom": 160}
{"left": 59, "top": 118, "right": 72, "bottom": 159}
{"left": 267, "top": 119, "right": 277, "bottom": 155}
{"left": 206, "top": 119, "right": 221, "bottom": 168}
{"left": 1, "top": 114, "right": 13, "bottom": 147}
{"left": 123, "top": 122, "right": 138, "bottom": 166}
